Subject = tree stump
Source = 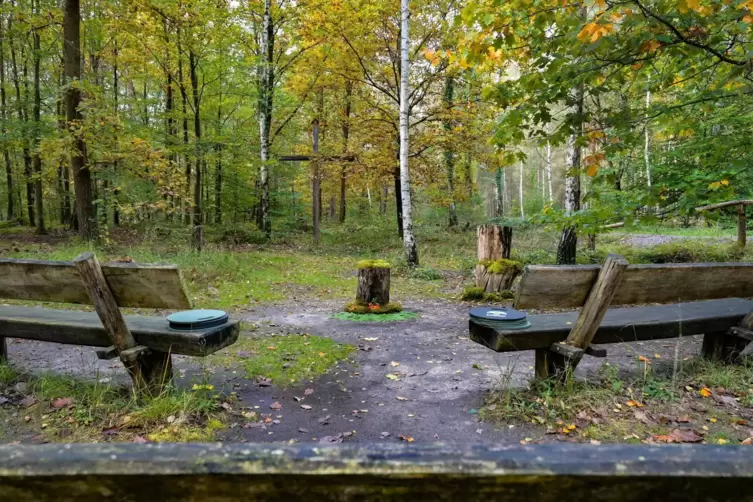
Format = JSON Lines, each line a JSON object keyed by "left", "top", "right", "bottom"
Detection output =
{"left": 477, "top": 224, "right": 512, "bottom": 261}
{"left": 356, "top": 263, "right": 391, "bottom": 305}
{"left": 475, "top": 225, "right": 519, "bottom": 294}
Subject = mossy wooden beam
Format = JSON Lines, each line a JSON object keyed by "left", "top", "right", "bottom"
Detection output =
{"left": 1, "top": 443, "right": 753, "bottom": 501}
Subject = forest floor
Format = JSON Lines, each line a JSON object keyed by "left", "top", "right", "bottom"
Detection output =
{"left": 1, "top": 222, "right": 752, "bottom": 446}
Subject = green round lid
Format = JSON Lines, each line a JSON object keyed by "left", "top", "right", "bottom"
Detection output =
{"left": 167, "top": 310, "right": 228, "bottom": 330}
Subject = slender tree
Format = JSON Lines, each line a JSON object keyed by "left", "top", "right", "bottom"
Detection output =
{"left": 399, "top": 0, "right": 418, "bottom": 267}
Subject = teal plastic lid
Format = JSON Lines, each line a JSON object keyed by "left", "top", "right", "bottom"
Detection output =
{"left": 167, "top": 310, "right": 228, "bottom": 331}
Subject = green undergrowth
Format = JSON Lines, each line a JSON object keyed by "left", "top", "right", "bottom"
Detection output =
{"left": 460, "top": 286, "right": 515, "bottom": 302}
{"left": 482, "top": 358, "right": 753, "bottom": 444}
{"left": 0, "top": 363, "right": 226, "bottom": 443}
{"left": 331, "top": 311, "right": 421, "bottom": 322}
{"left": 208, "top": 333, "right": 354, "bottom": 385}
{"left": 477, "top": 258, "right": 523, "bottom": 274}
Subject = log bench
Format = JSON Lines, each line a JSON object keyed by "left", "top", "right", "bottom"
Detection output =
{"left": 0, "top": 253, "right": 239, "bottom": 393}
{"left": 0, "top": 442, "right": 752, "bottom": 501}
{"left": 470, "top": 257, "right": 753, "bottom": 379}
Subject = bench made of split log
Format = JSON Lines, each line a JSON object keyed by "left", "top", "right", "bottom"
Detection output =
{"left": 1, "top": 442, "right": 752, "bottom": 501}
{"left": 0, "top": 254, "right": 239, "bottom": 393}
{"left": 470, "top": 259, "right": 753, "bottom": 379}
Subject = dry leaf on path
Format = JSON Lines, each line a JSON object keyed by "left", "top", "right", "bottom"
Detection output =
{"left": 52, "top": 397, "right": 74, "bottom": 409}
{"left": 654, "top": 428, "right": 704, "bottom": 443}
{"left": 304, "top": 388, "right": 314, "bottom": 396}
{"left": 270, "top": 401, "right": 282, "bottom": 410}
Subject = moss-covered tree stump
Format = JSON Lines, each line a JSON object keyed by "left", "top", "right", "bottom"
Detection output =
{"left": 344, "top": 260, "right": 402, "bottom": 314}
{"left": 475, "top": 259, "right": 522, "bottom": 294}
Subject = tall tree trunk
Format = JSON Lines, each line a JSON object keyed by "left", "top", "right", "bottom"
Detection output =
{"left": 31, "top": 14, "right": 44, "bottom": 234}
{"left": 214, "top": 99, "right": 222, "bottom": 224}
{"left": 312, "top": 118, "right": 321, "bottom": 244}
{"left": 56, "top": 68, "right": 71, "bottom": 226}
{"left": 112, "top": 46, "right": 120, "bottom": 226}
{"left": 177, "top": 30, "right": 190, "bottom": 225}
{"left": 393, "top": 163, "right": 402, "bottom": 236}
{"left": 546, "top": 137, "right": 553, "bottom": 204}
{"left": 399, "top": 0, "right": 418, "bottom": 267}
{"left": 518, "top": 161, "right": 524, "bottom": 218}
{"left": 495, "top": 167, "right": 504, "bottom": 218}
{"left": 256, "top": 0, "right": 273, "bottom": 237}
{"left": 64, "top": 0, "right": 94, "bottom": 239}
{"left": 644, "top": 78, "right": 652, "bottom": 193}
{"left": 443, "top": 75, "right": 457, "bottom": 227}
{"left": 339, "top": 80, "right": 352, "bottom": 223}
{"left": 189, "top": 51, "right": 202, "bottom": 251}
{"left": 0, "top": 0, "right": 13, "bottom": 221}
{"left": 10, "top": 33, "right": 32, "bottom": 225}
{"left": 556, "top": 92, "right": 583, "bottom": 265}
{"left": 22, "top": 48, "right": 34, "bottom": 226}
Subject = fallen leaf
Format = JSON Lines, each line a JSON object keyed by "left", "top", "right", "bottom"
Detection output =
{"left": 52, "top": 397, "right": 74, "bottom": 409}
{"left": 304, "top": 388, "right": 314, "bottom": 396}
{"left": 270, "top": 401, "right": 282, "bottom": 410}
{"left": 717, "top": 438, "right": 729, "bottom": 445}
{"left": 638, "top": 356, "right": 651, "bottom": 363}
{"left": 19, "top": 396, "right": 37, "bottom": 408}
{"left": 396, "top": 396, "right": 409, "bottom": 401}
{"left": 102, "top": 427, "right": 119, "bottom": 436}
{"left": 380, "top": 432, "right": 390, "bottom": 438}
{"left": 133, "top": 435, "right": 150, "bottom": 444}
{"left": 363, "top": 337, "right": 378, "bottom": 341}
{"left": 301, "top": 404, "right": 312, "bottom": 410}
{"left": 318, "top": 352, "right": 326, "bottom": 357}
{"left": 714, "top": 395, "right": 739, "bottom": 408}
{"left": 742, "top": 437, "right": 753, "bottom": 445}
{"left": 390, "top": 361, "right": 400, "bottom": 367}
{"left": 626, "top": 400, "right": 643, "bottom": 408}
{"left": 700, "top": 388, "right": 712, "bottom": 398}
{"left": 319, "top": 434, "right": 343, "bottom": 444}
{"left": 386, "top": 373, "right": 399, "bottom": 380}
{"left": 634, "top": 411, "right": 651, "bottom": 425}
{"left": 318, "top": 415, "right": 331, "bottom": 424}
{"left": 399, "top": 435, "right": 414, "bottom": 442}
{"left": 167, "top": 415, "right": 176, "bottom": 424}
{"left": 472, "top": 363, "right": 483, "bottom": 370}
{"left": 590, "top": 439, "right": 602, "bottom": 445}
{"left": 298, "top": 428, "right": 310, "bottom": 434}
{"left": 655, "top": 429, "right": 704, "bottom": 443}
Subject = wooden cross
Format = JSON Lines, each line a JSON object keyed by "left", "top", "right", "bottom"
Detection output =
{"left": 278, "top": 119, "right": 357, "bottom": 244}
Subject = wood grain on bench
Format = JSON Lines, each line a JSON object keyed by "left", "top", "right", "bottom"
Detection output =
{"left": 470, "top": 298, "right": 753, "bottom": 352}
{"left": 515, "top": 262, "right": 753, "bottom": 310}
{"left": 0, "top": 307, "right": 239, "bottom": 356}
{"left": 0, "top": 443, "right": 752, "bottom": 501}
{"left": 0, "top": 258, "right": 191, "bottom": 309}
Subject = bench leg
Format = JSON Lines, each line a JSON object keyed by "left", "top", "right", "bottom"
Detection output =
{"left": 535, "top": 348, "right": 568, "bottom": 382}
{"left": 0, "top": 336, "right": 6, "bottom": 363}
{"left": 702, "top": 332, "right": 747, "bottom": 362}
{"left": 140, "top": 351, "right": 174, "bottom": 394}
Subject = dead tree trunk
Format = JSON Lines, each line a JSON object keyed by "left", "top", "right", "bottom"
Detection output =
{"left": 475, "top": 224, "right": 518, "bottom": 293}
{"left": 356, "top": 267, "right": 390, "bottom": 305}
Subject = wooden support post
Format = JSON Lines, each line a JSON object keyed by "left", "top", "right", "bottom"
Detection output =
{"left": 739, "top": 204, "right": 747, "bottom": 248}
{"left": 74, "top": 252, "right": 172, "bottom": 394}
{"left": 0, "top": 337, "right": 6, "bottom": 363}
{"left": 538, "top": 254, "right": 628, "bottom": 380}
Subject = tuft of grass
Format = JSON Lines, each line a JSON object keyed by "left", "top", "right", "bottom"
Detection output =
{"left": 0, "top": 363, "right": 19, "bottom": 388}
{"left": 208, "top": 333, "right": 354, "bottom": 385}
{"left": 0, "top": 363, "right": 225, "bottom": 443}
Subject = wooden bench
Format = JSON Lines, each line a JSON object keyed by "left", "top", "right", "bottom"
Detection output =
{"left": 0, "top": 442, "right": 752, "bottom": 500}
{"left": 470, "top": 256, "right": 753, "bottom": 379}
{"left": 0, "top": 253, "right": 239, "bottom": 393}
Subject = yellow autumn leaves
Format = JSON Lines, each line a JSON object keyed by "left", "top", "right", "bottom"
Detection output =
{"left": 577, "top": 21, "right": 614, "bottom": 43}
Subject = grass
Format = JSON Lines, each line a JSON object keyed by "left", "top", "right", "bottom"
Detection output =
{"left": 0, "top": 363, "right": 225, "bottom": 443}
{"left": 208, "top": 333, "right": 354, "bottom": 385}
{"left": 482, "top": 358, "right": 753, "bottom": 444}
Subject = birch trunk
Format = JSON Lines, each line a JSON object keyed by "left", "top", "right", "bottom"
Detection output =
{"left": 257, "top": 0, "right": 273, "bottom": 237}
{"left": 556, "top": 130, "right": 582, "bottom": 264}
{"left": 644, "top": 82, "right": 652, "bottom": 191}
{"left": 494, "top": 167, "right": 503, "bottom": 218}
{"left": 399, "top": 0, "right": 418, "bottom": 267}
{"left": 546, "top": 137, "right": 553, "bottom": 203}
{"left": 443, "top": 75, "right": 457, "bottom": 227}
{"left": 519, "top": 161, "right": 524, "bottom": 218}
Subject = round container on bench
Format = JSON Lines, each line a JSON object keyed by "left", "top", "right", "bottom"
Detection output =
{"left": 167, "top": 310, "right": 228, "bottom": 331}
{"left": 469, "top": 306, "right": 531, "bottom": 330}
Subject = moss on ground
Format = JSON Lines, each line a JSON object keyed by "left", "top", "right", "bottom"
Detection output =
{"left": 208, "top": 333, "right": 354, "bottom": 385}
{"left": 478, "top": 258, "right": 523, "bottom": 275}
{"left": 356, "top": 259, "right": 391, "bottom": 269}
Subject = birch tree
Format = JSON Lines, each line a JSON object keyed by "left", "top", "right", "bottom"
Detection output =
{"left": 400, "top": 0, "right": 418, "bottom": 267}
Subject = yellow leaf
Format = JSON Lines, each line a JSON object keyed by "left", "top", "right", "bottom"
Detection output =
{"left": 708, "top": 181, "right": 722, "bottom": 190}
{"left": 744, "top": 14, "right": 753, "bottom": 22}
{"left": 718, "top": 438, "right": 729, "bottom": 445}
{"left": 318, "top": 351, "right": 326, "bottom": 357}
{"left": 721, "top": 179, "right": 730, "bottom": 186}
{"left": 626, "top": 400, "right": 644, "bottom": 407}
{"left": 710, "top": 417, "right": 718, "bottom": 423}
{"left": 586, "top": 164, "right": 598, "bottom": 177}
{"left": 700, "top": 387, "right": 712, "bottom": 397}
{"left": 390, "top": 361, "right": 400, "bottom": 367}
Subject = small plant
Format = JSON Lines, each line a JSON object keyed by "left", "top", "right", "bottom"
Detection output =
{"left": 408, "top": 267, "right": 443, "bottom": 280}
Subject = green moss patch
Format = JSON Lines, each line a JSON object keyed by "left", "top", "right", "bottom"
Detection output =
{"left": 208, "top": 333, "right": 354, "bottom": 385}
{"left": 478, "top": 258, "right": 523, "bottom": 274}
{"left": 460, "top": 286, "right": 514, "bottom": 302}
{"left": 331, "top": 311, "right": 420, "bottom": 322}
{"left": 356, "top": 259, "right": 391, "bottom": 269}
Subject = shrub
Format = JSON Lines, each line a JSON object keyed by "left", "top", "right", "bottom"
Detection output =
{"left": 460, "top": 286, "right": 485, "bottom": 301}
{"left": 409, "top": 267, "right": 443, "bottom": 280}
